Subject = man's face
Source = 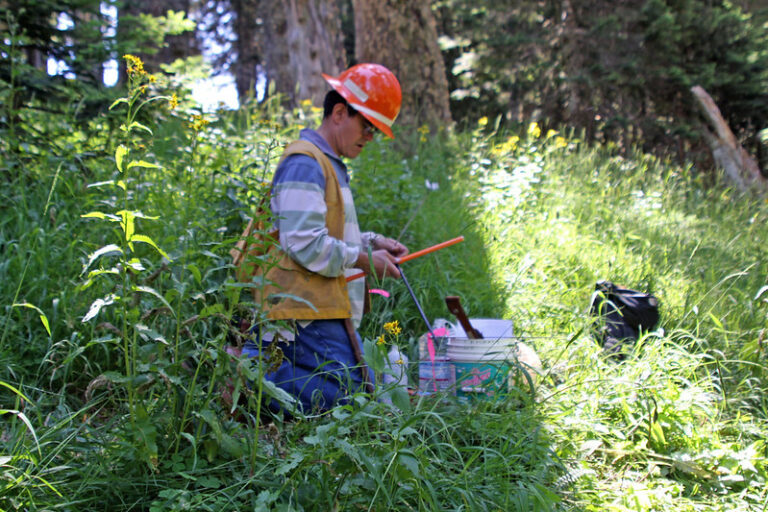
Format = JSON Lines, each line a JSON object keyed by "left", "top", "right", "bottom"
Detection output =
{"left": 337, "top": 110, "right": 377, "bottom": 159}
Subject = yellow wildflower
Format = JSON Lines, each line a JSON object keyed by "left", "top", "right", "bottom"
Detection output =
{"left": 376, "top": 334, "right": 386, "bottom": 346}
{"left": 528, "top": 122, "right": 541, "bottom": 138}
{"left": 546, "top": 129, "right": 558, "bottom": 139}
{"left": 478, "top": 116, "right": 488, "bottom": 127}
{"left": 123, "top": 54, "right": 146, "bottom": 77}
{"left": 554, "top": 136, "right": 568, "bottom": 149}
{"left": 168, "top": 93, "right": 179, "bottom": 110}
{"left": 300, "top": 99, "right": 312, "bottom": 107}
{"left": 492, "top": 135, "right": 520, "bottom": 155}
{"left": 383, "top": 321, "right": 401, "bottom": 336}
{"left": 190, "top": 114, "right": 210, "bottom": 132}
{"left": 148, "top": 75, "right": 157, "bottom": 83}
{"left": 418, "top": 124, "right": 430, "bottom": 142}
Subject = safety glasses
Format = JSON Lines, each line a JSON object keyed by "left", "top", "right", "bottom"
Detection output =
{"left": 359, "top": 115, "right": 378, "bottom": 137}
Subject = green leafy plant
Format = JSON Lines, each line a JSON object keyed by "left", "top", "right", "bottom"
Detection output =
{"left": 77, "top": 54, "right": 174, "bottom": 468}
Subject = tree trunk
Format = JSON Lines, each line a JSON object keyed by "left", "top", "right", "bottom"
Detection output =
{"left": 261, "top": 0, "right": 346, "bottom": 108}
{"left": 353, "top": 0, "right": 452, "bottom": 131}
{"left": 691, "top": 85, "right": 767, "bottom": 193}
{"left": 559, "top": 0, "right": 594, "bottom": 142}
{"left": 232, "top": 0, "right": 262, "bottom": 102}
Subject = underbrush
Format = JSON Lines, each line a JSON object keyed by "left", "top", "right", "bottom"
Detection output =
{"left": 1, "top": 64, "right": 767, "bottom": 510}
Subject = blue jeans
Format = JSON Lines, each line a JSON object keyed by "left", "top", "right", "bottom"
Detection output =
{"left": 243, "top": 319, "right": 367, "bottom": 413}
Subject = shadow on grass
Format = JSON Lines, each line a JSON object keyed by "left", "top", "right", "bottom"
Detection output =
{"left": 349, "top": 132, "right": 579, "bottom": 511}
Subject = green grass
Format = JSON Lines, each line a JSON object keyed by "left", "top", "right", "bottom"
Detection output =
{"left": 444, "top": 126, "right": 768, "bottom": 510}
{"left": 1, "top": 74, "right": 767, "bottom": 511}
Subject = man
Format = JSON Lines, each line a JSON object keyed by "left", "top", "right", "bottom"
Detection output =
{"left": 241, "top": 63, "right": 408, "bottom": 413}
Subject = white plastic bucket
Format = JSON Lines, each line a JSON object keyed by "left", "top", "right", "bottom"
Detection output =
{"left": 447, "top": 338, "right": 516, "bottom": 400}
{"left": 445, "top": 319, "right": 516, "bottom": 400}
{"left": 419, "top": 319, "right": 518, "bottom": 397}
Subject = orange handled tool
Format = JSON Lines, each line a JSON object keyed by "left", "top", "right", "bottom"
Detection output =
{"left": 346, "top": 235, "right": 464, "bottom": 282}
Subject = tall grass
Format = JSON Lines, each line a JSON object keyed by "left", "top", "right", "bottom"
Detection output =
{"left": 1, "top": 65, "right": 767, "bottom": 510}
{"left": 448, "top": 122, "right": 768, "bottom": 510}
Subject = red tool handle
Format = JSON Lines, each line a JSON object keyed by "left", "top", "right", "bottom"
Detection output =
{"left": 346, "top": 235, "right": 464, "bottom": 282}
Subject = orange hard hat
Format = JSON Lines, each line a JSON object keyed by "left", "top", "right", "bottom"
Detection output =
{"left": 322, "top": 63, "right": 402, "bottom": 139}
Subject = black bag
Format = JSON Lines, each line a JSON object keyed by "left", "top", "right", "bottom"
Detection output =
{"left": 590, "top": 280, "right": 660, "bottom": 356}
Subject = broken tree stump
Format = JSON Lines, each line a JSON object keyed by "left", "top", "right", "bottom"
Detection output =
{"left": 691, "top": 85, "right": 767, "bottom": 193}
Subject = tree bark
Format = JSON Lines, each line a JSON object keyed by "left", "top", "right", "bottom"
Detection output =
{"left": 691, "top": 85, "right": 767, "bottom": 193}
{"left": 353, "top": 0, "right": 452, "bottom": 131}
{"left": 559, "top": 0, "right": 595, "bottom": 142}
{"left": 232, "top": 0, "right": 262, "bottom": 102}
{"left": 261, "top": 0, "right": 346, "bottom": 108}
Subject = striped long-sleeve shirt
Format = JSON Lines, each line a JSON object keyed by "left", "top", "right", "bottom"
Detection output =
{"left": 270, "top": 129, "right": 376, "bottom": 329}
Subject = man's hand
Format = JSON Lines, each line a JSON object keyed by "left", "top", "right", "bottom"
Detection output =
{"left": 355, "top": 249, "right": 401, "bottom": 279}
{"left": 372, "top": 236, "right": 409, "bottom": 259}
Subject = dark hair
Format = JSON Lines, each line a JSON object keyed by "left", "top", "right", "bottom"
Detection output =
{"left": 323, "top": 90, "right": 358, "bottom": 119}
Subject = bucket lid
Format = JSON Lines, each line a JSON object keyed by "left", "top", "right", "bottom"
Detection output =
{"left": 445, "top": 318, "right": 514, "bottom": 339}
